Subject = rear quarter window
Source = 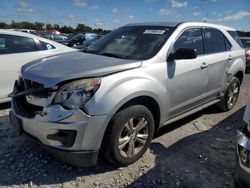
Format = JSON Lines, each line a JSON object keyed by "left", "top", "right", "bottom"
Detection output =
{"left": 227, "top": 31, "right": 244, "bottom": 48}
{"left": 39, "top": 41, "right": 56, "bottom": 51}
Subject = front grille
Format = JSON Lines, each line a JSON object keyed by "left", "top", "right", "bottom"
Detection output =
{"left": 16, "top": 78, "right": 51, "bottom": 98}
{"left": 13, "top": 97, "right": 43, "bottom": 118}
{"left": 13, "top": 78, "right": 50, "bottom": 118}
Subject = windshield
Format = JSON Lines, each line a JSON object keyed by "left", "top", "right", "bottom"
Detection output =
{"left": 85, "top": 26, "right": 174, "bottom": 60}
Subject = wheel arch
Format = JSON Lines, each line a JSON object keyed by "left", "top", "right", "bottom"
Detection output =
{"left": 100, "top": 95, "right": 161, "bottom": 152}
{"left": 116, "top": 96, "right": 161, "bottom": 134}
{"left": 234, "top": 71, "right": 244, "bottom": 84}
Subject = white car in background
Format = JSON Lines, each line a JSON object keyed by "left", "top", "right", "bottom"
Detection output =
{"left": 0, "top": 29, "right": 76, "bottom": 103}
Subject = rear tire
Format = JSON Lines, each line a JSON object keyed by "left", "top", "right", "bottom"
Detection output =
{"left": 217, "top": 77, "right": 240, "bottom": 111}
{"left": 102, "top": 105, "right": 154, "bottom": 166}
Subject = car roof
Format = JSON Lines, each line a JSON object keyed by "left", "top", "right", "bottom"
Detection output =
{"left": 0, "top": 29, "right": 39, "bottom": 38}
{"left": 123, "top": 21, "right": 236, "bottom": 31}
{"left": 124, "top": 21, "right": 180, "bottom": 27}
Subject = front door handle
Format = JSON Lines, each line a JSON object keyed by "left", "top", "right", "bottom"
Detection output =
{"left": 201, "top": 62, "right": 208, "bottom": 69}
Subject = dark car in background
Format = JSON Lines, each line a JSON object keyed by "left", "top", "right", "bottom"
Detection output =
{"left": 240, "top": 37, "right": 250, "bottom": 72}
{"left": 67, "top": 33, "right": 102, "bottom": 49}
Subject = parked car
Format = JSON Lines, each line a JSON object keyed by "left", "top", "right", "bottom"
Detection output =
{"left": 0, "top": 29, "right": 76, "bottom": 103}
{"left": 240, "top": 37, "right": 250, "bottom": 72}
{"left": 235, "top": 99, "right": 250, "bottom": 187}
{"left": 36, "top": 30, "right": 61, "bottom": 36}
{"left": 67, "top": 33, "right": 102, "bottom": 49}
{"left": 10, "top": 22, "right": 245, "bottom": 167}
{"left": 39, "top": 34, "right": 68, "bottom": 43}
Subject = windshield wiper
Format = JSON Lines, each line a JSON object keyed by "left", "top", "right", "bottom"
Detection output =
{"left": 99, "top": 52, "right": 125, "bottom": 59}
{"left": 82, "top": 49, "right": 97, "bottom": 54}
{"left": 82, "top": 50, "right": 127, "bottom": 59}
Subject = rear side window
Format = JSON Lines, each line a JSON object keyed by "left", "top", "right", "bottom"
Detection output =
{"left": 173, "top": 28, "right": 204, "bottom": 55}
{"left": 39, "top": 41, "right": 56, "bottom": 51}
{"left": 0, "top": 34, "right": 37, "bottom": 54}
{"left": 228, "top": 31, "right": 244, "bottom": 48}
{"left": 204, "top": 28, "right": 227, "bottom": 54}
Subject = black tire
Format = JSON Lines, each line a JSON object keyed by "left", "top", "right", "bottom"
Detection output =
{"left": 101, "top": 105, "right": 154, "bottom": 166}
{"left": 217, "top": 77, "right": 240, "bottom": 111}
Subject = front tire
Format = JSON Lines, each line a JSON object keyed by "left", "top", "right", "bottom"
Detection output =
{"left": 102, "top": 105, "right": 154, "bottom": 166}
{"left": 217, "top": 77, "right": 240, "bottom": 111}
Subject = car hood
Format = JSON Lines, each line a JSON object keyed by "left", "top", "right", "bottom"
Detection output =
{"left": 21, "top": 51, "right": 142, "bottom": 88}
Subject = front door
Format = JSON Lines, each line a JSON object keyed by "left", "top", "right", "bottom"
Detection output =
{"left": 166, "top": 27, "right": 209, "bottom": 117}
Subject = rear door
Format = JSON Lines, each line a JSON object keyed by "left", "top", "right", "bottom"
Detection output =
{"left": 203, "top": 28, "right": 232, "bottom": 96}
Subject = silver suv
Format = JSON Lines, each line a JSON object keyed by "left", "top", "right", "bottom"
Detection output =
{"left": 10, "top": 22, "right": 245, "bottom": 166}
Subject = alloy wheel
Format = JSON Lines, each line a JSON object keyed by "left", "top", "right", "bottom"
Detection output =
{"left": 118, "top": 117, "right": 149, "bottom": 158}
{"left": 227, "top": 82, "right": 239, "bottom": 109}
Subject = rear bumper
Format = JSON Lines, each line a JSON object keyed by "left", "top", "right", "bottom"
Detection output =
{"left": 235, "top": 126, "right": 250, "bottom": 186}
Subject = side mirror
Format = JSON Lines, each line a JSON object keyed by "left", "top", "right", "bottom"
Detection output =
{"left": 168, "top": 48, "right": 197, "bottom": 60}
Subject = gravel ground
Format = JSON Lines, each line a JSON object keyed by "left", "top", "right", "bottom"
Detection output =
{"left": 0, "top": 74, "right": 249, "bottom": 188}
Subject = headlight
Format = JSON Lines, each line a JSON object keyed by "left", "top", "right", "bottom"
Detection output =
{"left": 54, "top": 78, "right": 100, "bottom": 109}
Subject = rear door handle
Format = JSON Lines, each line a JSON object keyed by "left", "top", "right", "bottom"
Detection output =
{"left": 201, "top": 62, "right": 208, "bottom": 69}
{"left": 228, "top": 55, "right": 233, "bottom": 61}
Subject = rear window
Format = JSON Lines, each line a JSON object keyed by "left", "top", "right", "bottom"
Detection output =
{"left": 227, "top": 31, "right": 244, "bottom": 48}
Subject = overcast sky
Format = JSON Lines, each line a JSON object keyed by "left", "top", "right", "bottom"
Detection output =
{"left": 0, "top": 0, "right": 249, "bottom": 31}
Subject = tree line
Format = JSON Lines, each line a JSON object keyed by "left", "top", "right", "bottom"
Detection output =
{"left": 0, "top": 21, "right": 249, "bottom": 37}
{"left": 0, "top": 21, "right": 111, "bottom": 35}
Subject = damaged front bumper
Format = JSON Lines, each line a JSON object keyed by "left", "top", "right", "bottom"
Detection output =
{"left": 10, "top": 99, "right": 109, "bottom": 166}
{"left": 235, "top": 125, "right": 250, "bottom": 186}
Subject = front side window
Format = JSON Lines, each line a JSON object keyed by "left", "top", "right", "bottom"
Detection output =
{"left": 173, "top": 28, "right": 204, "bottom": 55}
{"left": 86, "top": 26, "right": 175, "bottom": 60}
{"left": 204, "top": 28, "right": 227, "bottom": 54}
{"left": 0, "top": 34, "right": 37, "bottom": 54}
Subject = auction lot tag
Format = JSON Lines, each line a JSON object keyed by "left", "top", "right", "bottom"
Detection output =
{"left": 143, "top": 30, "right": 166, "bottom": 34}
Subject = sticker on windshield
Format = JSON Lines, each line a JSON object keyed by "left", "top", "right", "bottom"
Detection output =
{"left": 143, "top": 30, "right": 166, "bottom": 35}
